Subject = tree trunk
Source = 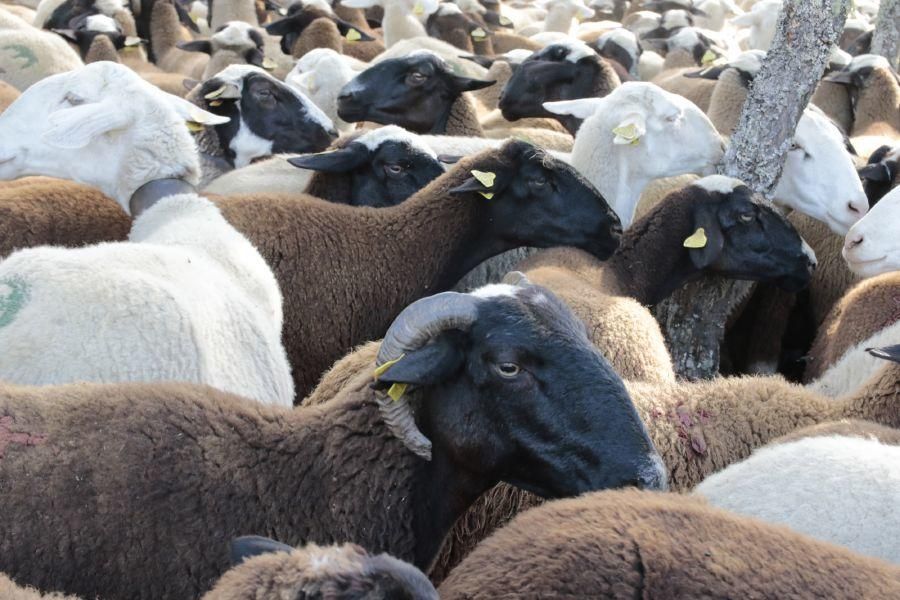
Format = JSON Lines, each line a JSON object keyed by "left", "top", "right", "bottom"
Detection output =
{"left": 653, "top": 0, "right": 850, "bottom": 380}
{"left": 871, "top": 0, "right": 900, "bottom": 71}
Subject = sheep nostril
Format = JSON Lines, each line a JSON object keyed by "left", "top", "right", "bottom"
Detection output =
{"left": 847, "top": 235, "right": 864, "bottom": 249}
{"left": 848, "top": 202, "right": 862, "bottom": 215}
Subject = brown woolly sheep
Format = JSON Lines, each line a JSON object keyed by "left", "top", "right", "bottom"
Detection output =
{"left": 203, "top": 540, "right": 438, "bottom": 600}
{"left": 652, "top": 66, "right": 717, "bottom": 112}
{"left": 150, "top": 0, "right": 211, "bottom": 77}
{"left": 437, "top": 491, "right": 900, "bottom": 599}
{"left": 470, "top": 60, "right": 513, "bottom": 111}
{"left": 489, "top": 30, "right": 542, "bottom": 54}
{"left": 265, "top": 5, "right": 384, "bottom": 62}
{"left": 0, "top": 575, "right": 81, "bottom": 600}
{"left": 804, "top": 271, "right": 900, "bottom": 381}
{"left": 0, "top": 282, "right": 665, "bottom": 600}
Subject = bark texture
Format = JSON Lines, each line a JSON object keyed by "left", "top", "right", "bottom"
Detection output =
{"left": 871, "top": 0, "right": 900, "bottom": 71}
{"left": 654, "top": 0, "right": 850, "bottom": 380}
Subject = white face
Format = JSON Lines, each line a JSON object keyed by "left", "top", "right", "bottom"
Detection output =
{"left": 774, "top": 110, "right": 868, "bottom": 235}
{"left": 843, "top": 186, "right": 900, "bottom": 279}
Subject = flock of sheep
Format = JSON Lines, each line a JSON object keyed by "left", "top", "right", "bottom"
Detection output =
{"left": 0, "top": 0, "right": 898, "bottom": 597}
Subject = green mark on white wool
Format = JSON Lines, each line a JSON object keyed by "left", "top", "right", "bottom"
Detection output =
{"left": 0, "top": 277, "right": 29, "bottom": 328}
{"left": 2, "top": 45, "right": 38, "bottom": 69}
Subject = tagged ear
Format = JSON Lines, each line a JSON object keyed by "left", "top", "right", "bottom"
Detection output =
{"left": 866, "top": 345, "right": 900, "bottom": 364}
{"left": 372, "top": 335, "right": 464, "bottom": 390}
{"left": 177, "top": 39, "right": 213, "bottom": 54}
{"left": 543, "top": 97, "right": 604, "bottom": 119}
{"left": 288, "top": 146, "right": 369, "bottom": 172}
{"left": 166, "top": 95, "right": 232, "bottom": 126}
{"left": 858, "top": 163, "right": 892, "bottom": 183}
{"left": 686, "top": 205, "right": 725, "bottom": 269}
{"left": 229, "top": 536, "right": 294, "bottom": 566}
{"left": 335, "top": 20, "right": 375, "bottom": 41}
{"left": 450, "top": 75, "right": 496, "bottom": 92}
{"left": 42, "top": 100, "right": 133, "bottom": 149}
{"left": 246, "top": 48, "right": 265, "bottom": 67}
{"left": 611, "top": 113, "right": 646, "bottom": 145}
{"left": 683, "top": 65, "right": 726, "bottom": 80}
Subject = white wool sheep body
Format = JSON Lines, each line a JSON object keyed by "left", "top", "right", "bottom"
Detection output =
{"left": 340, "top": 0, "right": 439, "bottom": 47}
{"left": 0, "top": 27, "right": 83, "bottom": 91}
{"left": 696, "top": 435, "right": 900, "bottom": 565}
{"left": 544, "top": 82, "right": 724, "bottom": 227}
{"left": 534, "top": 0, "right": 594, "bottom": 34}
{"left": 285, "top": 48, "right": 362, "bottom": 133}
{"left": 808, "top": 320, "right": 900, "bottom": 398}
{"left": 730, "top": 0, "right": 780, "bottom": 50}
{"left": 0, "top": 62, "right": 294, "bottom": 407}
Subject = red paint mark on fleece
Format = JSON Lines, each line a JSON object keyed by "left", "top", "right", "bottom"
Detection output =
{"left": 671, "top": 405, "right": 711, "bottom": 457}
{"left": 0, "top": 415, "right": 47, "bottom": 459}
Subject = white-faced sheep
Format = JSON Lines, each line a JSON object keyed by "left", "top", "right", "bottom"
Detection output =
{"left": 284, "top": 47, "right": 365, "bottom": 133}
{"left": 843, "top": 185, "right": 900, "bottom": 279}
{"left": 696, "top": 431, "right": 900, "bottom": 564}
{"left": 729, "top": 0, "right": 780, "bottom": 50}
{"left": 437, "top": 490, "right": 900, "bottom": 598}
{"left": 0, "top": 62, "right": 294, "bottom": 407}
{"left": 543, "top": 82, "right": 725, "bottom": 227}
{"left": 0, "top": 282, "right": 666, "bottom": 599}
{"left": 339, "top": 0, "right": 438, "bottom": 47}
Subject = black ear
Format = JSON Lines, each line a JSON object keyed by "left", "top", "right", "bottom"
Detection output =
{"left": 372, "top": 335, "right": 464, "bottom": 390}
{"left": 462, "top": 54, "right": 495, "bottom": 68}
{"left": 334, "top": 20, "right": 375, "bottom": 41}
{"left": 449, "top": 74, "right": 496, "bottom": 93}
{"left": 288, "top": 145, "right": 369, "bottom": 172}
{"left": 177, "top": 39, "right": 213, "bottom": 54}
{"left": 822, "top": 70, "right": 854, "bottom": 85}
{"left": 858, "top": 163, "right": 892, "bottom": 183}
{"left": 437, "top": 154, "right": 462, "bottom": 164}
{"left": 265, "top": 14, "right": 301, "bottom": 36}
{"left": 229, "top": 536, "right": 294, "bottom": 566}
{"left": 448, "top": 176, "right": 492, "bottom": 194}
{"left": 175, "top": 1, "right": 201, "bottom": 33}
{"left": 866, "top": 345, "right": 900, "bottom": 364}
{"left": 683, "top": 65, "right": 725, "bottom": 80}
{"left": 52, "top": 28, "right": 79, "bottom": 43}
{"left": 686, "top": 203, "right": 725, "bottom": 270}
{"left": 245, "top": 48, "right": 265, "bottom": 67}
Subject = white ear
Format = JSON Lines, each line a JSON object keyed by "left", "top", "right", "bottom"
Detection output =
{"left": 543, "top": 97, "right": 604, "bottom": 119}
{"left": 42, "top": 100, "right": 134, "bottom": 150}
{"left": 611, "top": 113, "right": 646, "bottom": 145}
{"left": 166, "top": 95, "right": 231, "bottom": 125}
{"left": 340, "top": 0, "right": 380, "bottom": 8}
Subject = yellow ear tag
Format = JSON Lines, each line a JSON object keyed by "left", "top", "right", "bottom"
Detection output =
{"left": 345, "top": 28, "right": 362, "bottom": 42}
{"left": 205, "top": 85, "right": 227, "bottom": 99}
{"left": 124, "top": 36, "right": 143, "bottom": 47}
{"left": 612, "top": 122, "right": 641, "bottom": 145}
{"left": 413, "top": 1, "right": 424, "bottom": 14}
{"left": 387, "top": 382, "right": 408, "bottom": 401}
{"left": 479, "top": 191, "right": 494, "bottom": 199}
{"left": 208, "top": 99, "right": 223, "bottom": 107}
{"left": 471, "top": 169, "right": 496, "bottom": 187}
{"left": 262, "top": 57, "right": 277, "bottom": 70}
{"left": 499, "top": 15, "right": 512, "bottom": 25}
{"left": 701, "top": 49, "right": 716, "bottom": 66}
{"left": 471, "top": 27, "right": 486, "bottom": 39}
{"left": 186, "top": 120, "right": 204, "bottom": 132}
{"left": 683, "top": 227, "right": 707, "bottom": 249}
{"left": 373, "top": 354, "right": 405, "bottom": 380}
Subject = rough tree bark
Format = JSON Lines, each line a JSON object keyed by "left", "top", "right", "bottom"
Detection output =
{"left": 871, "top": 0, "right": 900, "bottom": 71}
{"left": 653, "top": 0, "right": 850, "bottom": 380}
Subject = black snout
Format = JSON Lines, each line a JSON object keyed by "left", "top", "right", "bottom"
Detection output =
{"left": 337, "top": 89, "right": 366, "bottom": 122}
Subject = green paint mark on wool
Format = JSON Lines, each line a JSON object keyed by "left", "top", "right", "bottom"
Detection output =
{"left": 0, "top": 277, "right": 29, "bottom": 328}
{"left": 2, "top": 45, "right": 38, "bottom": 69}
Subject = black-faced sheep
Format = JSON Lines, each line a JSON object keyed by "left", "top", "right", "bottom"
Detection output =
{"left": 0, "top": 282, "right": 665, "bottom": 599}
{"left": 437, "top": 490, "right": 900, "bottom": 599}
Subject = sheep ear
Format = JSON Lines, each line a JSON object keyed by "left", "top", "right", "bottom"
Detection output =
{"left": 42, "top": 101, "right": 134, "bottom": 149}
{"left": 821, "top": 70, "right": 855, "bottom": 85}
{"left": 340, "top": 0, "right": 381, "bottom": 8}
{"left": 611, "top": 113, "right": 646, "bottom": 145}
{"left": 166, "top": 96, "right": 231, "bottom": 126}
{"left": 867, "top": 345, "right": 900, "bottom": 364}
{"left": 450, "top": 75, "right": 496, "bottom": 93}
{"left": 175, "top": 1, "right": 201, "bottom": 33}
{"left": 52, "top": 28, "right": 79, "bottom": 43}
{"left": 177, "top": 39, "right": 213, "bottom": 54}
{"left": 577, "top": 4, "right": 594, "bottom": 18}
{"left": 543, "top": 97, "right": 604, "bottom": 120}
{"left": 685, "top": 206, "right": 725, "bottom": 270}
{"left": 265, "top": 14, "right": 301, "bottom": 36}
{"left": 858, "top": 163, "right": 892, "bottom": 183}
{"left": 462, "top": 54, "right": 495, "bottom": 68}
{"left": 684, "top": 65, "right": 726, "bottom": 80}
{"left": 245, "top": 48, "right": 265, "bottom": 67}
{"left": 334, "top": 20, "right": 375, "bottom": 41}
{"left": 372, "top": 335, "right": 463, "bottom": 390}
{"left": 229, "top": 536, "right": 294, "bottom": 566}
{"left": 288, "top": 146, "right": 369, "bottom": 172}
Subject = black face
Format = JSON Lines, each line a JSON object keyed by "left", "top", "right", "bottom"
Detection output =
{"left": 859, "top": 145, "right": 898, "bottom": 207}
{"left": 337, "top": 54, "right": 494, "bottom": 134}
{"left": 290, "top": 139, "right": 445, "bottom": 207}
{"left": 199, "top": 73, "right": 338, "bottom": 165}
{"left": 56, "top": 27, "right": 127, "bottom": 58}
{"left": 265, "top": 4, "right": 373, "bottom": 55}
{"left": 686, "top": 185, "right": 815, "bottom": 292}
{"left": 595, "top": 39, "right": 638, "bottom": 75}
{"left": 450, "top": 141, "right": 622, "bottom": 260}
{"left": 498, "top": 46, "right": 601, "bottom": 131}
{"left": 377, "top": 285, "right": 666, "bottom": 496}
{"left": 45, "top": 0, "right": 98, "bottom": 30}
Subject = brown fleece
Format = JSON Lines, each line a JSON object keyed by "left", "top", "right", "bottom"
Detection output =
{"left": 790, "top": 211, "right": 860, "bottom": 327}
{"left": 0, "top": 81, "right": 19, "bottom": 113}
{"left": 290, "top": 18, "right": 384, "bottom": 63}
{"left": 0, "top": 178, "right": 130, "bottom": 260}
{"left": 484, "top": 127, "right": 574, "bottom": 151}
{"left": 438, "top": 491, "right": 900, "bottom": 599}
{"left": 141, "top": 71, "right": 192, "bottom": 97}
{"left": 812, "top": 80, "right": 853, "bottom": 134}
{"left": 662, "top": 48, "right": 697, "bottom": 70}
{"left": 852, "top": 66, "right": 900, "bottom": 136}
{"left": 333, "top": 5, "right": 371, "bottom": 31}
{"left": 489, "top": 30, "right": 541, "bottom": 54}
{"left": 151, "top": 0, "right": 209, "bottom": 78}
{"left": 774, "top": 420, "right": 900, "bottom": 446}
{"left": 215, "top": 145, "right": 532, "bottom": 396}
{"left": 707, "top": 67, "right": 747, "bottom": 135}
{"left": 432, "top": 358, "right": 900, "bottom": 580}
{"left": 0, "top": 574, "right": 81, "bottom": 600}
{"left": 203, "top": 543, "right": 436, "bottom": 600}
{"left": 444, "top": 93, "right": 485, "bottom": 136}
{"left": 480, "top": 109, "right": 570, "bottom": 134}
{"left": 470, "top": 61, "right": 511, "bottom": 111}
{"left": 0, "top": 379, "right": 420, "bottom": 600}
{"left": 805, "top": 271, "right": 900, "bottom": 381}
{"left": 84, "top": 35, "right": 120, "bottom": 63}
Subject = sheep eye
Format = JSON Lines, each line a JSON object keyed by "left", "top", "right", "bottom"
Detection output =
{"left": 739, "top": 213, "right": 754, "bottom": 223}
{"left": 495, "top": 362, "right": 520, "bottom": 378}
{"left": 385, "top": 163, "right": 404, "bottom": 175}
{"left": 665, "top": 113, "right": 680, "bottom": 123}
{"left": 406, "top": 72, "right": 427, "bottom": 86}
{"left": 529, "top": 176, "right": 548, "bottom": 188}
{"left": 64, "top": 93, "right": 84, "bottom": 106}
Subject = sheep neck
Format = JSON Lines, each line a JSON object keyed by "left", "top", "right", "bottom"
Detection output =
{"left": 603, "top": 197, "right": 701, "bottom": 305}
{"left": 382, "top": 5, "right": 427, "bottom": 47}
{"left": 853, "top": 69, "right": 900, "bottom": 134}
{"left": 542, "top": 6, "right": 574, "bottom": 33}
